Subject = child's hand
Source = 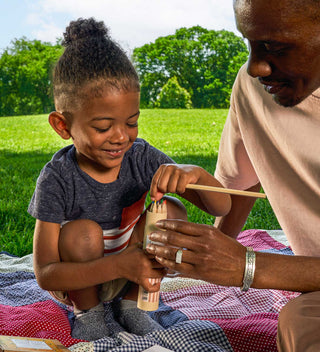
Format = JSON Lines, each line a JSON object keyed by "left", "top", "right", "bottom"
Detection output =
{"left": 116, "top": 243, "right": 166, "bottom": 292}
{"left": 150, "top": 164, "right": 203, "bottom": 201}
{"left": 149, "top": 163, "right": 231, "bottom": 216}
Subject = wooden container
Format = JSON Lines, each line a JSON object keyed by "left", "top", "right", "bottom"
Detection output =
{"left": 137, "top": 201, "right": 167, "bottom": 311}
{"left": 0, "top": 336, "right": 70, "bottom": 352}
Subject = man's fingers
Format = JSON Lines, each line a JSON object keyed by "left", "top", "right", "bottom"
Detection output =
{"left": 147, "top": 244, "right": 195, "bottom": 265}
{"left": 148, "top": 220, "right": 214, "bottom": 250}
{"left": 155, "top": 219, "right": 212, "bottom": 237}
{"left": 154, "top": 255, "right": 195, "bottom": 277}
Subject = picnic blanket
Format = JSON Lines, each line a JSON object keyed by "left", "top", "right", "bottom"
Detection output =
{"left": 0, "top": 229, "right": 300, "bottom": 352}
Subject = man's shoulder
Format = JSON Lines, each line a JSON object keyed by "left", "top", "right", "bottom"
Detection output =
{"left": 236, "top": 63, "right": 262, "bottom": 93}
{"left": 231, "top": 62, "right": 272, "bottom": 111}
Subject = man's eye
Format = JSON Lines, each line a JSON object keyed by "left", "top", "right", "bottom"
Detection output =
{"left": 263, "top": 43, "right": 287, "bottom": 55}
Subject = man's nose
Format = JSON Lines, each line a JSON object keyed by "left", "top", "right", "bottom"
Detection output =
{"left": 247, "top": 44, "right": 272, "bottom": 78}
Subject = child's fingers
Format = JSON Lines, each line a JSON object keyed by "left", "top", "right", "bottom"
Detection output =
{"left": 155, "top": 165, "right": 172, "bottom": 192}
{"left": 150, "top": 191, "right": 165, "bottom": 201}
{"left": 155, "top": 164, "right": 180, "bottom": 195}
{"left": 150, "top": 166, "right": 164, "bottom": 199}
{"left": 140, "top": 277, "right": 161, "bottom": 292}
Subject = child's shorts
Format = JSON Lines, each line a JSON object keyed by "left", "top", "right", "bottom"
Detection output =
{"left": 49, "top": 278, "right": 129, "bottom": 306}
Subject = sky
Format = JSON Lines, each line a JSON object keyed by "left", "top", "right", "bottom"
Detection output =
{"left": 0, "top": 0, "right": 240, "bottom": 53}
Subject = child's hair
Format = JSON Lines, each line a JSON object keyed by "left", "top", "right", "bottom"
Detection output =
{"left": 53, "top": 17, "right": 140, "bottom": 113}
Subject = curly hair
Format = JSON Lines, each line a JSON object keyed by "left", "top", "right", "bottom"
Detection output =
{"left": 53, "top": 18, "right": 140, "bottom": 113}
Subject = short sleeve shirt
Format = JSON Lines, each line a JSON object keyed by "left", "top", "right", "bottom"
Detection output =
{"left": 28, "top": 138, "right": 174, "bottom": 254}
{"left": 215, "top": 64, "right": 320, "bottom": 256}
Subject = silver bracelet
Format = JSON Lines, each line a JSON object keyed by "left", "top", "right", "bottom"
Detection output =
{"left": 240, "top": 247, "right": 256, "bottom": 292}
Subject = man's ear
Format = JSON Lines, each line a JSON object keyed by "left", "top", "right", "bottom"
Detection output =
{"left": 48, "top": 111, "right": 72, "bottom": 140}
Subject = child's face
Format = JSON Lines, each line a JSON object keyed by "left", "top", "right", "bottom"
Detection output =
{"left": 69, "top": 89, "right": 140, "bottom": 182}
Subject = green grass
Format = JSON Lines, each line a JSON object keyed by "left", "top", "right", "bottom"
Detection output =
{"left": 0, "top": 109, "right": 279, "bottom": 256}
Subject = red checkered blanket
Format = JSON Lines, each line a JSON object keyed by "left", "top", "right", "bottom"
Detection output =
{"left": 0, "top": 230, "right": 299, "bottom": 351}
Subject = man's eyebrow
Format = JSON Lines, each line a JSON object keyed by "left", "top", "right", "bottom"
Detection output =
{"left": 91, "top": 110, "right": 140, "bottom": 121}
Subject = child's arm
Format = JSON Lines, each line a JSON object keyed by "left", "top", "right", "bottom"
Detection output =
{"left": 149, "top": 164, "right": 231, "bottom": 217}
{"left": 33, "top": 219, "right": 164, "bottom": 293}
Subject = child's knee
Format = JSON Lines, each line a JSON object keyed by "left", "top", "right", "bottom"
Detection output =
{"left": 131, "top": 196, "right": 188, "bottom": 244}
{"left": 59, "top": 219, "right": 104, "bottom": 262}
{"left": 163, "top": 195, "right": 188, "bottom": 220}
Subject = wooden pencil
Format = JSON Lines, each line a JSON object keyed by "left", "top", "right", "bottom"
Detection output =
{"left": 185, "top": 184, "right": 266, "bottom": 199}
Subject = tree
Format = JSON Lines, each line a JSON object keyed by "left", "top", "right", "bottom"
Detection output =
{"left": 0, "top": 38, "right": 62, "bottom": 116}
{"left": 155, "top": 76, "right": 192, "bottom": 108}
{"left": 133, "top": 26, "right": 248, "bottom": 108}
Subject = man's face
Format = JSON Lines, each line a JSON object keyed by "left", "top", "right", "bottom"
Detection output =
{"left": 234, "top": 0, "right": 320, "bottom": 107}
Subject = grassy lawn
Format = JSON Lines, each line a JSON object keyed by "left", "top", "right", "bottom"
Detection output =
{"left": 0, "top": 109, "right": 279, "bottom": 256}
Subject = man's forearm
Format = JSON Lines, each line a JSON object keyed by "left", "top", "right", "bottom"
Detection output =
{"left": 214, "top": 183, "right": 261, "bottom": 238}
{"left": 254, "top": 251, "right": 320, "bottom": 292}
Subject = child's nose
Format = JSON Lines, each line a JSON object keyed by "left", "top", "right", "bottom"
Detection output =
{"left": 110, "top": 126, "right": 127, "bottom": 143}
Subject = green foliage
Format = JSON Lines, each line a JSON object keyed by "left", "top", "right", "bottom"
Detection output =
{"left": 155, "top": 76, "right": 192, "bottom": 108}
{"left": 0, "top": 37, "right": 63, "bottom": 116}
{"left": 133, "top": 26, "right": 248, "bottom": 108}
{"left": 1, "top": 28, "right": 248, "bottom": 116}
{"left": 0, "top": 110, "right": 279, "bottom": 256}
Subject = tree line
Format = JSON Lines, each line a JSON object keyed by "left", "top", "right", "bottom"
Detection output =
{"left": 0, "top": 26, "right": 248, "bottom": 116}
{"left": 0, "top": 38, "right": 63, "bottom": 116}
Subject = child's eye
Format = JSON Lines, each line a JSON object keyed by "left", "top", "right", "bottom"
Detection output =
{"left": 94, "top": 127, "right": 110, "bottom": 133}
{"left": 127, "top": 122, "right": 138, "bottom": 128}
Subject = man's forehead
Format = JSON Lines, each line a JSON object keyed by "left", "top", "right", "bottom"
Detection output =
{"left": 234, "top": 0, "right": 318, "bottom": 12}
{"left": 234, "top": 0, "right": 319, "bottom": 31}
{"left": 234, "top": 0, "right": 308, "bottom": 42}
{"left": 234, "top": 0, "right": 285, "bottom": 12}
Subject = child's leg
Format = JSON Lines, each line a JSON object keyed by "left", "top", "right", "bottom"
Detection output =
{"left": 57, "top": 219, "right": 123, "bottom": 340}
{"left": 114, "top": 196, "right": 187, "bottom": 335}
{"left": 58, "top": 219, "right": 104, "bottom": 311}
{"left": 163, "top": 195, "right": 188, "bottom": 221}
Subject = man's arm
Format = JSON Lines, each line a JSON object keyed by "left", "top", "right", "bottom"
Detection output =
{"left": 146, "top": 219, "right": 320, "bottom": 292}
{"left": 214, "top": 183, "right": 261, "bottom": 238}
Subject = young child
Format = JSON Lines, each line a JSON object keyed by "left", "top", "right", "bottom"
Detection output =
{"left": 28, "top": 18, "right": 231, "bottom": 341}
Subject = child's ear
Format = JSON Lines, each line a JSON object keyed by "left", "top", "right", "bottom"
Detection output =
{"left": 48, "top": 112, "right": 71, "bottom": 140}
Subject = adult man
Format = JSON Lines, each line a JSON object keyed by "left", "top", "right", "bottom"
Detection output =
{"left": 146, "top": 0, "right": 320, "bottom": 350}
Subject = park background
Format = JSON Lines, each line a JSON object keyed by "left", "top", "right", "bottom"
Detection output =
{"left": 0, "top": 0, "right": 280, "bottom": 256}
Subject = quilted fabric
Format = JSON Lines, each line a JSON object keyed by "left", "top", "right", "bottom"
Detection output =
{"left": 0, "top": 230, "right": 300, "bottom": 352}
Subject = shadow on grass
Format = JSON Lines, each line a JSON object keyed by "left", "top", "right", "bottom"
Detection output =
{"left": 0, "top": 149, "right": 279, "bottom": 257}
{"left": 0, "top": 149, "right": 220, "bottom": 256}
{"left": 0, "top": 150, "right": 54, "bottom": 256}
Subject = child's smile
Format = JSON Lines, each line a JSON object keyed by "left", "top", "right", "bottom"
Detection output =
{"left": 103, "top": 148, "right": 125, "bottom": 158}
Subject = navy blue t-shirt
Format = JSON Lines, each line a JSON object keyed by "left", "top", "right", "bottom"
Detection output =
{"left": 28, "top": 138, "right": 174, "bottom": 231}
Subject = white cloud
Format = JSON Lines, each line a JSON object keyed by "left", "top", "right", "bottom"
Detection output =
{"left": 25, "top": 0, "right": 239, "bottom": 50}
{"left": 26, "top": 14, "right": 62, "bottom": 44}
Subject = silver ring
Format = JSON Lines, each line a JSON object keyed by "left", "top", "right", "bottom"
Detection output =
{"left": 175, "top": 249, "right": 183, "bottom": 264}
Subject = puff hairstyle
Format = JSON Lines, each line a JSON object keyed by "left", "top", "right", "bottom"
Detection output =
{"left": 53, "top": 17, "right": 140, "bottom": 112}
